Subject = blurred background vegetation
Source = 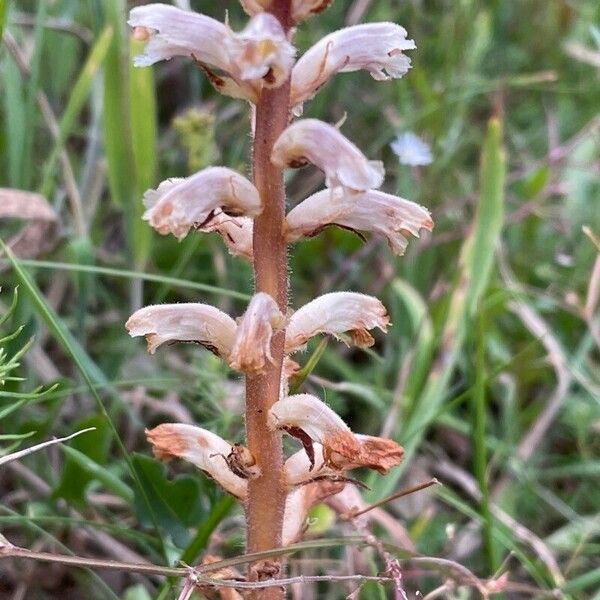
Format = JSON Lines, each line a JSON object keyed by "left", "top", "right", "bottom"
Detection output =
{"left": 1, "top": 0, "right": 599, "bottom": 598}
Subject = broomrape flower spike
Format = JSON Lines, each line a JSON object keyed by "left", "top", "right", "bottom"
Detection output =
{"left": 271, "top": 119, "right": 385, "bottom": 193}
{"left": 127, "top": 1, "right": 431, "bottom": 595}
{"left": 285, "top": 187, "right": 433, "bottom": 255}
{"left": 291, "top": 23, "right": 415, "bottom": 111}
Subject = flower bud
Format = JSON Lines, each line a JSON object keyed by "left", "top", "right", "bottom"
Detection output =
{"left": 125, "top": 303, "right": 237, "bottom": 357}
{"left": 143, "top": 167, "right": 261, "bottom": 240}
{"left": 271, "top": 119, "right": 384, "bottom": 193}
{"left": 285, "top": 188, "right": 433, "bottom": 255}
{"left": 291, "top": 23, "right": 415, "bottom": 110}
{"left": 285, "top": 292, "right": 389, "bottom": 353}
{"left": 146, "top": 423, "right": 248, "bottom": 499}
{"left": 230, "top": 293, "right": 285, "bottom": 375}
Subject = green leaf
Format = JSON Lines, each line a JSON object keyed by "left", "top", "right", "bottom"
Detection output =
{"left": 132, "top": 454, "right": 205, "bottom": 549}
{"left": 0, "top": 1, "right": 8, "bottom": 41}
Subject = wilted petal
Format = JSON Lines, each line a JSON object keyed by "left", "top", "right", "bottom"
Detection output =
{"left": 269, "top": 394, "right": 361, "bottom": 467}
{"left": 146, "top": 423, "right": 247, "bottom": 499}
{"left": 226, "top": 13, "right": 295, "bottom": 88}
{"left": 200, "top": 213, "right": 254, "bottom": 262}
{"left": 143, "top": 167, "right": 261, "bottom": 240}
{"left": 282, "top": 480, "right": 345, "bottom": 545}
{"left": 292, "top": 0, "right": 335, "bottom": 22}
{"left": 285, "top": 188, "right": 433, "bottom": 255}
{"left": 128, "top": 4, "right": 230, "bottom": 69}
{"left": 285, "top": 292, "right": 389, "bottom": 353}
{"left": 230, "top": 293, "right": 285, "bottom": 375}
{"left": 126, "top": 303, "right": 237, "bottom": 357}
{"left": 291, "top": 23, "right": 415, "bottom": 109}
{"left": 284, "top": 443, "right": 327, "bottom": 486}
{"left": 271, "top": 119, "right": 384, "bottom": 192}
{"left": 239, "top": 0, "right": 272, "bottom": 16}
{"left": 346, "top": 434, "right": 404, "bottom": 475}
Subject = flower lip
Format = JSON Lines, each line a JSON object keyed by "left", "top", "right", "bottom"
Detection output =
{"left": 285, "top": 291, "right": 390, "bottom": 354}
{"left": 142, "top": 167, "right": 261, "bottom": 241}
{"left": 226, "top": 13, "right": 295, "bottom": 88}
{"left": 229, "top": 292, "right": 285, "bottom": 376}
{"left": 146, "top": 423, "right": 248, "bottom": 499}
{"left": 285, "top": 187, "right": 433, "bottom": 255}
{"left": 271, "top": 119, "right": 384, "bottom": 193}
{"left": 199, "top": 213, "right": 254, "bottom": 262}
{"left": 125, "top": 303, "right": 237, "bottom": 357}
{"left": 291, "top": 22, "right": 415, "bottom": 110}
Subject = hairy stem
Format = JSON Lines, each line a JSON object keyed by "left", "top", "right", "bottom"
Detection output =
{"left": 245, "top": 2, "right": 293, "bottom": 596}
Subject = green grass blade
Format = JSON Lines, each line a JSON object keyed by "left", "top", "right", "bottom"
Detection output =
{"left": 0, "top": 0, "right": 8, "bottom": 45}
{"left": 39, "top": 26, "right": 114, "bottom": 198}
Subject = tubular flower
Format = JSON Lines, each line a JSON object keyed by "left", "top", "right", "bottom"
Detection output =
{"left": 271, "top": 119, "right": 384, "bottom": 193}
{"left": 125, "top": 303, "right": 237, "bottom": 357}
{"left": 142, "top": 167, "right": 261, "bottom": 240}
{"left": 285, "top": 292, "right": 389, "bottom": 353}
{"left": 268, "top": 394, "right": 360, "bottom": 468}
{"left": 282, "top": 479, "right": 345, "bottom": 546}
{"left": 285, "top": 187, "right": 433, "bottom": 255}
{"left": 129, "top": 5, "right": 295, "bottom": 101}
{"left": 146, "top": 423, "right": 248, "bottom": 499}
{"left": 230, "top": 293, "right": 285, "bottom": 375}
{"left": 225, "top": 13, "right": 295, "bottom": 88}
{"left": 291, "top": 23, "right": 415, "bottom": 110}
{"left": 200, "top": 213, "right": 254, "bottom": 262}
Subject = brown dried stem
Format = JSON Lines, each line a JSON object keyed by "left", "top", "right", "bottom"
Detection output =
{"left": 244, "top": 2, "right": 293, "bottom": 596}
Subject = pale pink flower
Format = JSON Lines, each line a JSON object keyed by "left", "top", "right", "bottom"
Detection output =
{"left": 285, "top": 188, "right": 433, "bottom": 255}
{"left": 285, "top": 291, "right": 389, "bottom": 353}
{"left": 143, "top": 167, "right": 261, "bottom": 240}
{"left": 230, "top": 293, "right": 285, "bottom": 375}
{"left": 200, "top": 213, "right": 254, "bottom": 262}
{"left": 291, "top": 23, "right": 415, "bottom": 110}
{"left": 225, "top": 13, "right": 295, "bottom": 89}
{"left": 271, "top": 119, "right": 384, "bottom": 192}
{"left": 125, "top": 303, "right": 236, "bottom": 357}
{"left": 129, "top": 5, "right": 295, "bottom": 101}
{"left": 146, "top": 423, "right": 248, "bottom": 499}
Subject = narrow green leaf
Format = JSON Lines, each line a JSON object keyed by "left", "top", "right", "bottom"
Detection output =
{"left": 129, "top": 36, "right": 157, "bottom": 270}
{"left": 40, "top": 26, "right": 114, "bottom": 198}
{"left": 0, "top": 0, "right": 8, "bottom": 42}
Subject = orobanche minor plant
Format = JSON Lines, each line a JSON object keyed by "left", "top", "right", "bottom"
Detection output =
{"left": 125, "top": 1, "right": 433, "bottom": 596}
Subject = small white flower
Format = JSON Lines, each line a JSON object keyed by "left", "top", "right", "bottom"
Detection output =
{"left": 285, "top": 187, "right": 433, "bottom": 255}
{"left": 146, "top": 423, "right": 248, "bottom": 499}
{"left": 142, "top": 167, "right": 261, "bottom": 240}
{"left": 271, "top": 119, "right": 384, "bottom": 193}
{"left": 125, "top": 303, "right": 237, "bottom": 357}
{"left": 230, "top": 293, "right": 285, "bottom": 376}
{"left": 291, "top": 23, "right": 415, "bottom": 111}
{"left": 390, "top": 132, "right": 433, "bottom": 166}
{"left": 285, "top": 291, "right": 389, "bottom": 353}
{"left": 225, "top": 12, "right": 295, "bottom": 88}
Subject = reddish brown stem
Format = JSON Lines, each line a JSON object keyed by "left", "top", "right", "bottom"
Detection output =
{"left": 245, "top": 2, "right": 293, "bottom": 597}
